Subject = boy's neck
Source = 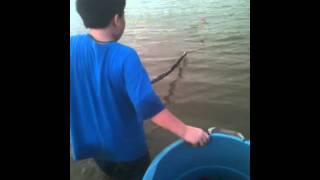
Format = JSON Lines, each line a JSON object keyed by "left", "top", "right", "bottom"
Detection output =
{"left": 89, "top": 29, "right": 115, "bottom": 43}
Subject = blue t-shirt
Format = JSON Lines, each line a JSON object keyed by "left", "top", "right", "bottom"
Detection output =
{"left": 70, "top": 34, "right": 165, "bottom": 162}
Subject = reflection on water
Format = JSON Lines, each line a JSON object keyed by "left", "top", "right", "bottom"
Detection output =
{"left": 163, "top": 55, "right": 189, "bottom": 105}
{"left": 70, "top": 0, "right": 250, "bottom": 179}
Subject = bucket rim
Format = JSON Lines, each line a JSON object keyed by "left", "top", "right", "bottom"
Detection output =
{"left": 143, "top": 133, "right": 250, "bottom": 179}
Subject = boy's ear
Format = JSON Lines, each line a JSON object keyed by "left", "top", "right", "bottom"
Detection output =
{"left": 111, "top": 14, "right": 121, "bottom": 27}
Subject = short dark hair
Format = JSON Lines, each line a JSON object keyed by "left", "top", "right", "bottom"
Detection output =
{"left": 76, "top": 0, "right": 126, "bottom": 28}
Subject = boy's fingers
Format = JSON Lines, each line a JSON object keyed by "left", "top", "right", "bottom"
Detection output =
{"left": 202, "top": 133, "right": 210, "bottom": 144}
{"left": 199, "top": 138, "right": 205, "bottom": 146}
{"left": 205, "top": 132, "right": 210, "bottom": 139}
{"left": 198, "top": 137, "right": 206, "bottom": 147}
{"left": 200, "top": 141, "right": 205, "bottom": 146}
{"left": 203, "top": 137, "right": 209, "bottom": 145}
{"left": 191, "top": 138, "right": 198, "bottom": 147}
{"left": 188, "top": 130, "right": 210, "bottom": 147}
{"left": 202, "top": 133, "right": 208, "bottom": 141}
{"left": 195, "top": 139, "right": 202, "bottom": 147}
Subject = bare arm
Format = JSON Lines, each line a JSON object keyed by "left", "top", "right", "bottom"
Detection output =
{"left": 151, "top": 108, "right": 210, "bottom": 147}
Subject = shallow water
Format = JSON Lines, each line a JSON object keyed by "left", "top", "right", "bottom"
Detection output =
{"left": 70, "top": 0, "right": 250, "bottom": 179}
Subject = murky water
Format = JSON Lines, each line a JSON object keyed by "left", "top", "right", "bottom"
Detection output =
{"left": 70, "top": 0, "right": 250, "bottom": 179}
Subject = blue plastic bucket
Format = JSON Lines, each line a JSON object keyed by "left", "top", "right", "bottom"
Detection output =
{"left": 143, "top": 128, "right": 250, "bottom": 180}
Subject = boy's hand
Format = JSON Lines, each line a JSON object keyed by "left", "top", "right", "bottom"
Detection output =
{"left": 151, "top": 109, "right": 210, "bottom": 147}
{"left": 182, "top": 125, "right": 210, "bottom": 147}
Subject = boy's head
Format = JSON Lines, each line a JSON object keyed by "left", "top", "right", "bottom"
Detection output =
{"left": 76, "top": 0, "right": 126, "bottom": 41}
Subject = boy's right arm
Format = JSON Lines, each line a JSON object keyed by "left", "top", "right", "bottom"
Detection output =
{"left": 122, "top": 49, "right": 209, "bottom": 146}
{"left": 151, "top": 108, "right": 210, "bottom": 147}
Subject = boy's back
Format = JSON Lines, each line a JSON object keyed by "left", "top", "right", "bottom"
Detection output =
{"left": 70, "top": 34, "right": 164, "bottom": 162}
{"left": 72, "top": 0, "right": 209, "bottom": 178}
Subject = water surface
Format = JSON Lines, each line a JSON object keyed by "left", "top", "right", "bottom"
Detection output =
{"left": 70, "top": 0, "right": 250, "bottom": 179}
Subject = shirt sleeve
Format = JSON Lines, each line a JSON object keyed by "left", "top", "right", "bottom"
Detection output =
{"left": 123, "top": 50, "right": 165, "bottom": 121}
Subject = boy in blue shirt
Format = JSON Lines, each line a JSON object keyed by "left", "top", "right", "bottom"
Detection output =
{"left": 71, "top": 0, "right": 210, "bottom": 179}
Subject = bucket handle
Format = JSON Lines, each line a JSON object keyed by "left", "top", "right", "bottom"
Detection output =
{"left": 208, "top": 127, "right": 245, "bottom": 141}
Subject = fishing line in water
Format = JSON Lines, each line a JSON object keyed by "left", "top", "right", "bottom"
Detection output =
{"left": 150, "top": 46, "right": 207, "bottom": 84}
{"left": 151, "top": 51, "right": 188, "bottom": 84}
